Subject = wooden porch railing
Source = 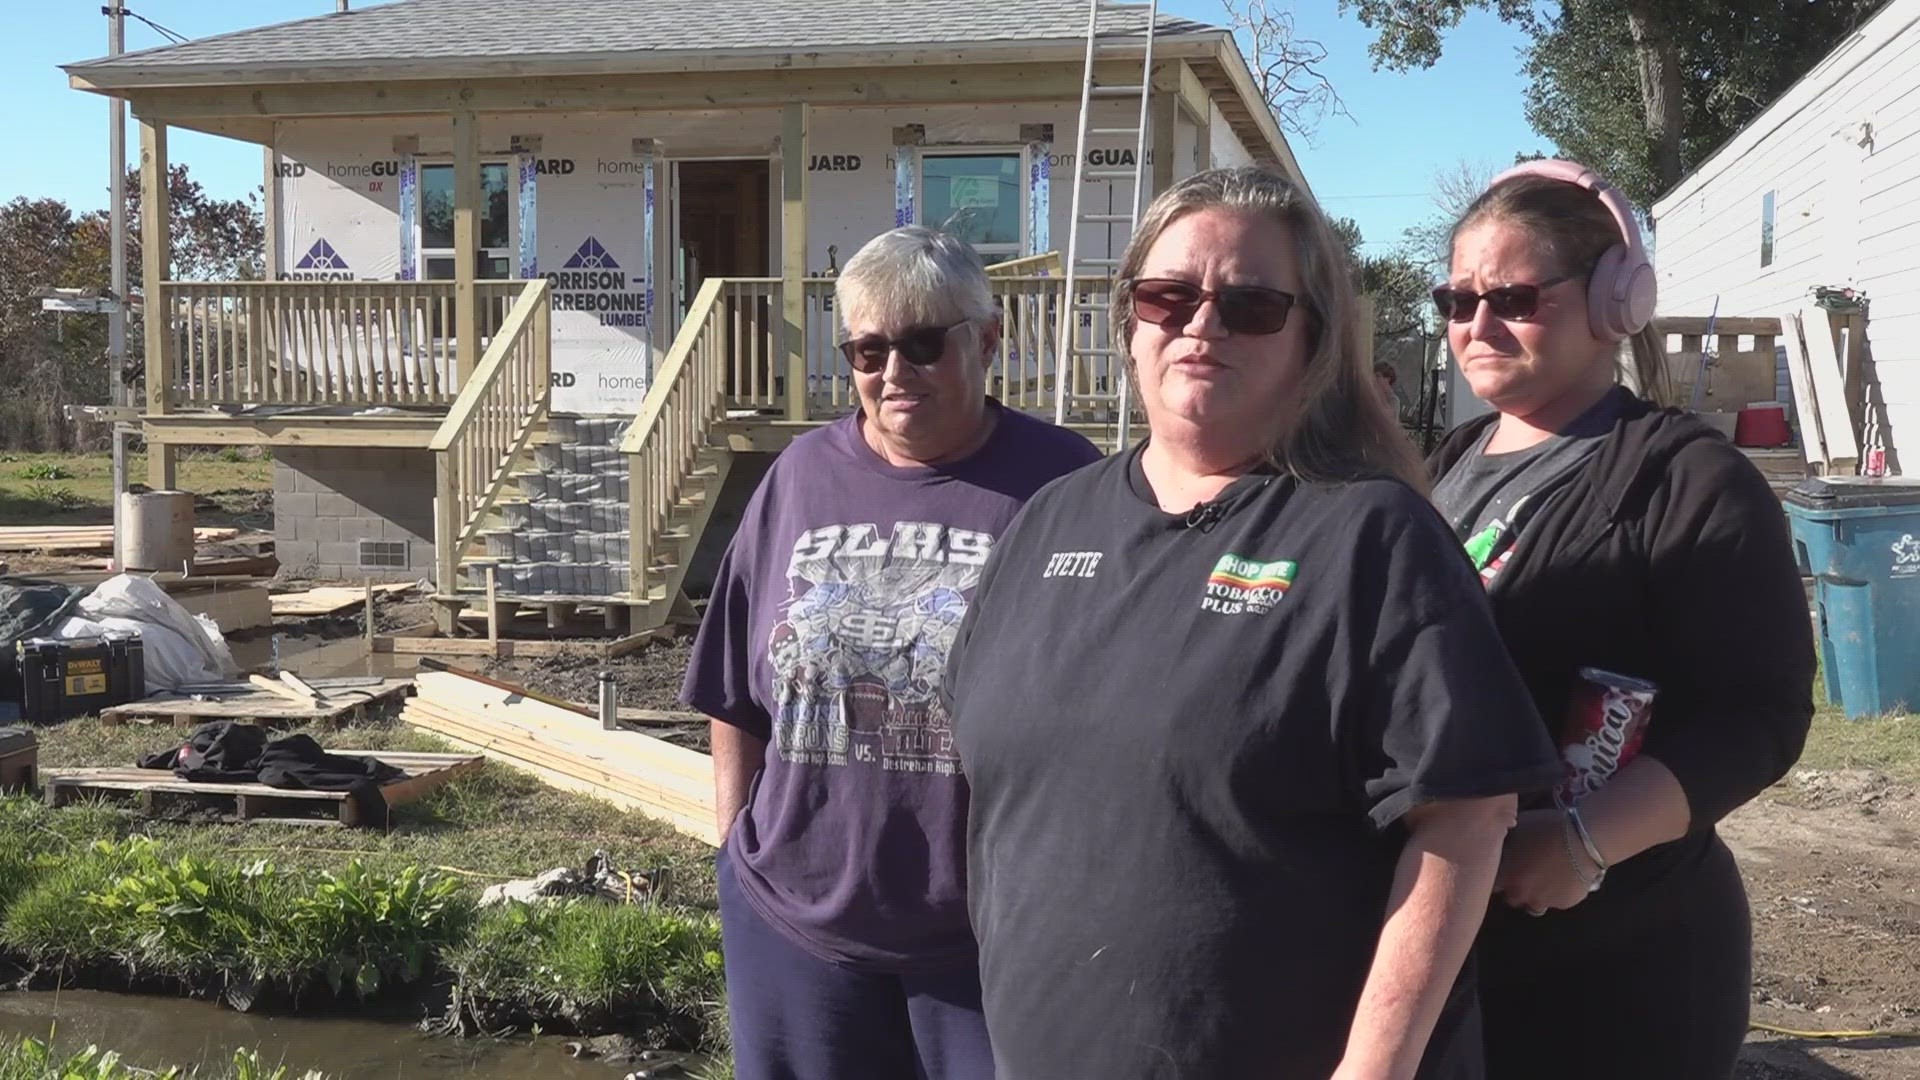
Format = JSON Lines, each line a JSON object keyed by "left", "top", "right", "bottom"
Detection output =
{"left": 985, "top": 250, "right": 1063, "bottom": 277}
{"left": 429, "top": 278, "right": 553, "bottom": 593}
{"left": 796, "top": 275, "right": 1069, "bottom": 414}
{"left": 162, "top": 279, "right": 525, "bottom": 409}
{"left": 620, "top": 278, "right": 732, "bottom": 603}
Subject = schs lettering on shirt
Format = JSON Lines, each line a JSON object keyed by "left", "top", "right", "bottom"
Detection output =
{"left": 789, "top": 522, "right": 994, "bottom": 570}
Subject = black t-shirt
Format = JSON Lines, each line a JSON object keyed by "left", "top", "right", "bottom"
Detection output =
{"left": 945, "top": 446, "right": 1564, "bottom": 1080}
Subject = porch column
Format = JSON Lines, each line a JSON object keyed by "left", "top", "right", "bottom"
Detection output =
{"left": 139, "top": 116, "right": 176, "bottom": 489}
{"left": 453, "top": 109, "right": 481, "bottom": 385}
{"left": 1150, "top": 63, "right": 1179, "bottom": 198}
{"left": 781, "top": 101, "right": 810, "bottom": 422}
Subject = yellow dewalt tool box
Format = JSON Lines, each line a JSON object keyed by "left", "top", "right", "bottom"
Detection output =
{"left": 16, "top": 635, "right": 144, "bottom": 722}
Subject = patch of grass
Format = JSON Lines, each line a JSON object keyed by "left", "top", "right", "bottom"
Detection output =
{"left": 17, "top": 484, "right": 83, "bottom": 513}
{"left": 0, "top": 452, "right": 270, "bottom": 525}
{"left": 0, "top": 1037, "right": 325, "bottom": 1080}
{"left": 1790, "top": 656, "right": 1920, "bottom": 782}
{"left": 444, "top": 898, "right": 724, "bottom": 1045}
{"left": 8, "top": 714, "right": 726, "bottom": 1048}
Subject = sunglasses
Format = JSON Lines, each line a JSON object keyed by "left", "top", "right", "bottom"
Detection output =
{"left": 1431, "top": 274, "right": 1575, "bottom": 323}
{"left": 838, "top": 321, "right": 966, "bottom": 374}
{"left": 1127, "top": 278, "right": 1299, "bottom": 336}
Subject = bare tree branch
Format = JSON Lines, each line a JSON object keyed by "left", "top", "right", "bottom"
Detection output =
{"left": 1225, "top": 0, "right": 1354, "bottom": 141}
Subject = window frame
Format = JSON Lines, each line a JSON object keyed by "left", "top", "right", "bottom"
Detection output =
{"left": 415, "top": 158, "right": 521, "bottom": 281}
{"left": 916, "top": 145, "right": 1029, "bottom": 258}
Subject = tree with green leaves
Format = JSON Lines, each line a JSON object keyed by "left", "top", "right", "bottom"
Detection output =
{"left": 0, "top": 166, "right": 261, "bottom": 451}
{"left": 1339, "top": 0, "right": 1888, "bottom": 206}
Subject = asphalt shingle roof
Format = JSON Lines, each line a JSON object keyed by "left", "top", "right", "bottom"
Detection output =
{"left": 69, "top": 0, "right": 1218, "bottom": 73}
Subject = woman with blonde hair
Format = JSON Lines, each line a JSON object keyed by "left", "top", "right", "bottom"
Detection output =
{"left": 943, "top": 165, "right": 1564, "bottom": 1080}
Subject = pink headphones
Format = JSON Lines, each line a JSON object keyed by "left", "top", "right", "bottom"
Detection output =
{"left": 1488, "top": 159, "right": 1657, "bottom": 341}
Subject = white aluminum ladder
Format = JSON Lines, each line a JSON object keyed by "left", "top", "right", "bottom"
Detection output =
{"left": 1054, "top": 0, "right": 1158, "bottom": 450}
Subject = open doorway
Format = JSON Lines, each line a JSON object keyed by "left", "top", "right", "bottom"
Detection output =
{"left": 673, "top": 159, "right": 773, "bottom": 403}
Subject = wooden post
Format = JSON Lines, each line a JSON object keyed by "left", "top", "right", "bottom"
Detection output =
{"left": 434, "top": 454, "right": 459, "bottom": 600}
{"left": 1150, "top": 64, "right": 1179, "bottom": 199}
{"left": 485, "top": 564, "right": 499, "bottom": 648}
{"left": 140, "top": 117, "right": 177, "bottom": 489}
{"left": 781, "top": 102, "right": 810, "bottom": 422}
{"left": 363, "top": 577, "right": 375, "bottom": 651}
{"left": 452, "top": 110, "right": 481, "bottom": 387}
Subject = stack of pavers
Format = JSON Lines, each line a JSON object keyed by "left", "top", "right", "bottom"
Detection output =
{"left": 473, "top": 416, "right": 633, "bottom": 597}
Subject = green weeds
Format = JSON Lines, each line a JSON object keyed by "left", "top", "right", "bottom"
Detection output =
{"left": 0, "top": 1037, "right": 325, "bottom": 1080}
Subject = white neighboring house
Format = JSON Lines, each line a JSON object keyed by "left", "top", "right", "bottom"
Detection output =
{"left": 1650, "top": 0, "right": 1920, "bottom": 473}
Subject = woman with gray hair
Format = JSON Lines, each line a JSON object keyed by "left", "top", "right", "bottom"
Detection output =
{"left": 681, "top": 224, "right": 1100, "bottom": 1079}
{"left": 944, "top": 167, "right": 1564, "bottom": 1079}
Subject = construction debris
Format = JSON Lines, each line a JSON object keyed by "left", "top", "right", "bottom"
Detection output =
{"left": 479, "top": 850, "right": 671, "bottom": 908}
{"left": 271, "top": 583, "right": 416, "bottom": 618}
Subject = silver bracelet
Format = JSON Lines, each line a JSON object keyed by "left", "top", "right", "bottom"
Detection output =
{"left": 1560, "top": 804, "right": 1608, "bottom": 892}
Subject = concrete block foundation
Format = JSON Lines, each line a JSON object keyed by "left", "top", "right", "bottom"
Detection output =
{"left": 273, "top": 447, "right": 435, "bottom": 582}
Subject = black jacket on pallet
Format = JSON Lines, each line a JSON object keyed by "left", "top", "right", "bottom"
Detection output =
{"left": 138, "top": 720, "right": 406, "bottom": 823}
{"left": 1430, "top": 396, "right": 1815, "bottom": 1080}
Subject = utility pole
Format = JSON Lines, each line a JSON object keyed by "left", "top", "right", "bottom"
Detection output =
{"left": 106, "top": 3, "right": 129, "bottom": 571}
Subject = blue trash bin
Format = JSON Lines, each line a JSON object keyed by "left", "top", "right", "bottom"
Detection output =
{"left": 1784, "top": 477, "right": 1920, "bottom": 719}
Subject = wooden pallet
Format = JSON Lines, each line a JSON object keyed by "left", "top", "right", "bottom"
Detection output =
{"left": 99, "top": 676, "right": 415, "bottom": 728}
{"left": 41, "top": 751, "right": 483, "bottom": 827}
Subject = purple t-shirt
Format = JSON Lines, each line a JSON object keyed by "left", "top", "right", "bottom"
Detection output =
{"left": 682, "top": 402, "right": 1101, "bottom": 972}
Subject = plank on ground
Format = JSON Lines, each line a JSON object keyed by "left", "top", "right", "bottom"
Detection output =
{"left": 101, "top": 676, "right": 414, "bottom": 724}
{"left": 412, "top": 721, "right": 719, "bottom": 845}
{"left": 0, "top": 526, "right": 241, "bottom": 553}
{"left": 401, "top": 701, "right": 715, "bottom": 812}
{"left": 414, "top": 671, "right": 711, "bottom": 784}
{"left": 272, "top": 583, "right": 415, "bottom": 617}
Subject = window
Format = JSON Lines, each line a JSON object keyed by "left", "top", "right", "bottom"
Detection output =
{"left": 922, "top": 153, "right": 1023, "bottom": 257}
{"left": 1760, "top": 190, "right": 1776, "bottom": 268}
{"left": 420, "top": 162, "right": 514, "bottom": 280}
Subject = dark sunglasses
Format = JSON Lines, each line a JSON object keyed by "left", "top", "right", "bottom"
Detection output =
{"left": 838, "top": 321, "right": 966, "bottom": 374}
{"left": 1431, "top": 274, "right": 1575, "bottom": 323}
{"left": 1127, "top": 278, "right": 1299, "bottom": 336}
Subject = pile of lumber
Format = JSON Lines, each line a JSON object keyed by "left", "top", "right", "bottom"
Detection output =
{"left": 0, "top": 526, "right": 241, "bottom": 554}
{"left": 401, "top": 669, "right": 717, "bottom": 846}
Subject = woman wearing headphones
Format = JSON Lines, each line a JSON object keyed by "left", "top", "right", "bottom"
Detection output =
{"left": 1428, "top": 160, "right": 1815, "bottom": 1078}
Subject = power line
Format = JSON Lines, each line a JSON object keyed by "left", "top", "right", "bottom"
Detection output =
{"left": 121, "top": 8, "right": 189, "bottom": 45}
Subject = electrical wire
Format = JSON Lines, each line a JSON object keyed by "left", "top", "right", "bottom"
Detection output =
{"left": 122, "top": 9, "right": 189, "bottom": 45}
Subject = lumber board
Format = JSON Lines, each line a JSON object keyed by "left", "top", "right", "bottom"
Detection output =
{"left": 402, "top": 699, "right": 713, "bottom": 807}
{"left": 101, "top": 676, "right": 413, "bottom": 724}
{"left": 413, "top": 671, "right": 710, "bottom": 784}
{"left": 272, "top": 583, "right": 414, "bottom": 617}
{"left": 0, "top": 527, "right": 239, "bottom": 553}
{"left": 1797, "top": 304, "right": 1859, "bottom": 472}
{"left": 410, "top": 720, "right": 718, "bottom": 844}
{"left": 249, "top": 673, "right": 316, "bottom": 706}
{"left": 1779, "top": 311, "right": 1830, "bottom": 471}
{"left": 401, "top": 705, "right": 717, "bottom": 842}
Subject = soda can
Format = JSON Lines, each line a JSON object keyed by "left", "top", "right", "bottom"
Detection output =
{"left": 1556, "top": 667, "right": 1657, "bottom": 804}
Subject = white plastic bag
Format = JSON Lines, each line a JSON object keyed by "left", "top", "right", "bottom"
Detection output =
{"left": 55, "top": 574, "right": 241, "bottom": 694}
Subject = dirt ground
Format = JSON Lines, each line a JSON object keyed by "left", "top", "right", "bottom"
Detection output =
{"left": 481, "top": 633, "right": 707, "bottom": 750}
{"left": 1729, "top": 770, "right": 1920, "bottom": 1079}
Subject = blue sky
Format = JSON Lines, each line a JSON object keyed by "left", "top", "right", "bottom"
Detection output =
{"left": 5, "top": 0, "right": 1548, "bottom": 255}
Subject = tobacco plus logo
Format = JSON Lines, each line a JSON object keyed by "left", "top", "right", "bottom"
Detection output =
{"left": 1200, "top": 553, "right": 1296, "bottom": 616}
{"left": 287, "top": 239, "right": 353, "bottom": 281}
{"left": 561, "top": 237, "right": 619, "bottom": 269}
{"left": 546, "top": 237, "right": 646, "bottom": 328}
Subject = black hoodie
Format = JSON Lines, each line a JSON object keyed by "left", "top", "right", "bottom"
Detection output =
{"left": 1431, "top": 397, "right": 1815, "bottom": 906}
